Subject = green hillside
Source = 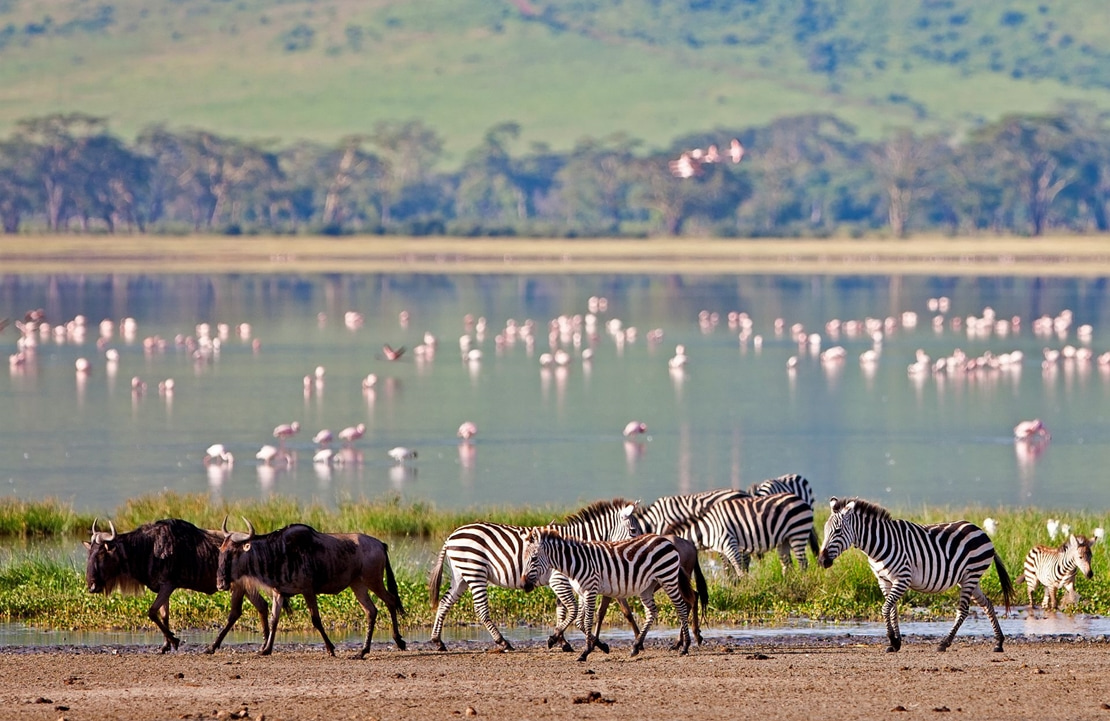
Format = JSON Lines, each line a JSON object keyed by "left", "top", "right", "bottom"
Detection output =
{"left": 2, "top": 0, "right": 1110, "bottom": 162}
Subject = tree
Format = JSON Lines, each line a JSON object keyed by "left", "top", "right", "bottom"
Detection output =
{"left": 869, "top": 129, "right": 934, "bottom": 238}
{"left": 370, "top": 120, "right": 443, "bottom": 227}
{"left": 0, "top": 140, "right": 40, "bottom": 233}
{"left": 14, "top": 113, "right": 109, "bottom": 230}
{"left": 554, "top": 134, "right": 641, "bottom": 234}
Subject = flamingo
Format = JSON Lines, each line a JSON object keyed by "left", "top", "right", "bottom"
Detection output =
{"left": 457, "top": 421, "right": 478, "bottom": 441}
{"left": 256, "top": 444, "right": 284, "bottom": 466}
{"left": 273, "top": 421, "right": 301, "bottom": 447}
{"left": 338, "top": 423, "right": 367, "bottom": 447}
{"left": 668, "top": 344, "right": 688, "bottom": 369}
{"left": 1014, "top": 419, "right": 1050, "bottom": 441}
{"left": 203, "top": 444, "right": 234, "bottom": 466}
{"left": 382, "top": 344, "right": 406, "bottom": 361}
{"left": 312, "top": 429, "right": 333, "bottom": 447}
{"left": 622, "top": 420, "right": 647, "bottom": 438}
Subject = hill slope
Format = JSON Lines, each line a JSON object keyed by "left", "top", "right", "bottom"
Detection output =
{"left": 1, "top": 0, "right": 1109, "bottom": 161}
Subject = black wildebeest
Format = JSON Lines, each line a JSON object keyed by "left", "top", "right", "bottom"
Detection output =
{"left": 83, "top": 518, "right": 272, "bottom": 653}
{"left": 217, "top": 520, "right": 406, "bottom": 657}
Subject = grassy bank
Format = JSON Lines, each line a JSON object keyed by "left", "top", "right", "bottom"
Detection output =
{"left": 0, "top": 492, "right": 1107, "bottom": 634}
{"left": 3, "top": 235, "right": 1110, "bottom": 276}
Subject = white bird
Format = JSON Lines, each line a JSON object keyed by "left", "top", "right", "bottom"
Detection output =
{"left": 203, "top": 444, "right": 234, "bottom": 466}
{"left": 338, "top": 423, "right": 367, "bottom": 447}
{"left": 256, "top": 444, "right": 283, "bottom": 466}
{"left": 1014, "top": 418, "right": 1050, "bottom": 441}
{"left": 457, "top": 421, "right": 478, "bottom": 441}
{"left": 1046, "top": 518, "right": 1060, "bottom": 540}
{"left": 668, "top": 344, "right": 688, "bottom": 369}
{"left": 313, "top": 448, "right": 336, "bottom": 466}
{"left": 623, "top": 420, "right": 647, "bottom": 438}
{"left": 388, "top": 447, "right": 417, "bottom": 463}
{"left": 982, "top": 517, "right": 998, "bottom": 535}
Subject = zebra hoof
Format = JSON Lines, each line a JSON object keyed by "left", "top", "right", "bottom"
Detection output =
{"left": 561, "top": 642, "right": 574, "bottom": 653}
{"left": 993, "top": 644, "right": 1004, "bottom": 653}
{"left": 547, "top": 635, "right": 560, "bottom": 649}
{"left": 500, "top": 639, "right": 515, "bottom": 651}
{"left": 936, "top": 644, "right": 948, "bottom": 653}
{"left": 576, "top": 651, "right": 591, "bottom": 662}
{"left": 432, "top": 640, "right": 447, "bottom": 652}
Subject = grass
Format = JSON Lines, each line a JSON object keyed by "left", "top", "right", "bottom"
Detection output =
{"left": 1, "top": 491, "right": 1108, "bottom": 635}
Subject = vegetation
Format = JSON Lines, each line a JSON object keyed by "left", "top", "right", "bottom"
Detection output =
{"left": 0, "top": 492, "right": 1107, "bottom": 634}
{"left": 2, "top": 1, "right": 1110, "bottom": 155}
{"left": 2, "top": 106, "right": 1110, "bottom": 239}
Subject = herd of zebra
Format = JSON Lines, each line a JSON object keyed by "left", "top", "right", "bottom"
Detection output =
{"left": 84, "top": 473, "right": 1097, "bottom": 659}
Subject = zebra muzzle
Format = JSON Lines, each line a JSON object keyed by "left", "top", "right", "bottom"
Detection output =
{"left": 521, "top": 577, "right": 535, "bottom": 592}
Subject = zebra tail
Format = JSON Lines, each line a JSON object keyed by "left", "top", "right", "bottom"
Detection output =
{"left": 692, "top": 557, "right": 709, "bottom": 611}
{"left": 994, "top": 551, "right": 1014, "bottom": 614}
{"left": 428, "top": 543, "right": 447, "bottom": 609}
{"left": 383, "top": 542, "right": 405, "bottom": 616}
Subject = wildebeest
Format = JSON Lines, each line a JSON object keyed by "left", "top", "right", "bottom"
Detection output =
{"left": 83, "top": 518, "right": 272, "bottom": 654}
{"left": 217, "top": 520, "right": 406, "bottom": 657}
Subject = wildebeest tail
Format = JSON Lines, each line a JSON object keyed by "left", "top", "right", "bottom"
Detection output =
{"left": 428, "top": 542, "right": 448, "bottom": 609}
{"left": 382, "top": 543, "right": 404, "bottom": 616}
{"left": 994, "top": 550, "right": 1014, "bottom": 614}
{"left": 692, "top": 556, "right": 709, "bottom": 611}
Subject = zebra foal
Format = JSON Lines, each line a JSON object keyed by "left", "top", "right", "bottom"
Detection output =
{"left": 427, "top": 498, "right": 637, "bottom": 652}
{"left": 521, "top": 529, "right": 693, "bottom": 662}
{"left": 818, "top": 496, "right": 1013, "bottom": 653}
{"left": 1016, "top": 534, "right": 1094, "bottom": 611}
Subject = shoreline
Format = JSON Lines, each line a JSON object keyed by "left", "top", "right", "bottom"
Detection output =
{"left": 3, "top": 234, "right": 1110, "bottom": 276}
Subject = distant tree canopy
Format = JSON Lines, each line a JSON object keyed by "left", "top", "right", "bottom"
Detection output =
{"left": 1, "top": 106, "right": 1109, "bottom": 238}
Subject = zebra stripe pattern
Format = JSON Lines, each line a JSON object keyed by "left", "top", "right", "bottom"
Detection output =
{"left": 427, "top": 498, "right": 637, "bottom": 651}
{"left": 749, "top": 473, "right": 815, "bottom": 510}
{"left": 818, "top": 496, "right": 1014, "bottom": 653}
{"left": 666, "top": 492, "right": 815, "bottom": 576}
{"left": 1016, "top": 534, "right": 1094, "bottom": 611}
{"left": 521, "top": 529, "right": 692, "bottom": 662}
{"left": 636, "top": 488, "right": 750, "bottom": 535}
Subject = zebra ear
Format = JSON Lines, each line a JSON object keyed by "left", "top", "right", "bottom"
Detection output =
{"left": 844, "top": 500, "right": 857, "bottom": 512}
{"left": 619, "top": 504, "right": 635, "bottom": 519}
{"left": 829, "top": 496, "right": 840, "bottom": 512}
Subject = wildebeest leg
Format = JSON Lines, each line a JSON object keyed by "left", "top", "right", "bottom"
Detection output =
{"left": 366, "top": 573, "right": 406, "bottom": 651}
{"left": 303, "top": 592, "right": 336, "bottom": 656}
{"left": 350, "top": 585, "right": 379, "bottom": 659}
{"left": 260, "top": 593, "right": 285, "bottom": 655}
{"left": 207, "top": 584, "right": 248, "bottom": 654}
{"left": 147, "top": 586, "right": 179, "bottom": 653}
{"left": 589, "top": 596, "right": 636, "bottom": 656}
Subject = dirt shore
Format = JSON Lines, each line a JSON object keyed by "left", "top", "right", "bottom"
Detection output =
{"left": 2, "top": 635, "right": 1109, "bottom": 721}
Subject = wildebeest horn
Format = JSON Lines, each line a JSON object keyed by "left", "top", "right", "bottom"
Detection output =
{"left": 242, "top": 517, "right": 255, "bottom": 539}
{"left": 221, "top": 515, "right": 230, "bottom": 535}
{"left": 91, "top": 516, "right": 100, "bottom": 539}
{"left": 107, "top": 520, "right": 117, "bottom": 541}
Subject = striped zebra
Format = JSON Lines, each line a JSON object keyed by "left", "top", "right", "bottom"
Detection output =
{"left": 749, "top": 473, "right": 815, "bottom": 509}
{"left": 750, "top": 473, "right": 818, "bottom": 562}
{"left": 427, "top": 498, "right": 638, "bottom": 652}
{"left": 818, "top": 496, "right": 1013, "bottom": 653}
{"left": 636, "top": 488, "right": 751, "bottom": 535}
{"left": 521, "top": 528, "right": 693, "bottom": 662}
{"left": 1016, "top": 534, "right": 1094, "bottom": 611}
{"left": 665, "top": 492, "right": 815, "bottom": 577}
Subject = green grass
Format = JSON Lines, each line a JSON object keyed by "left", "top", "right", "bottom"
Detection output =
{"left": 1, "top": 492, "right": 1108, "bottom": 634}
{"left": 2, "top": 0, "right": 1110, "bottom": 159}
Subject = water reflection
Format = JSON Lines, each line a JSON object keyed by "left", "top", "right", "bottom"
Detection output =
{"left": 2, "top": 272, "right": 1110, "bottom": 512}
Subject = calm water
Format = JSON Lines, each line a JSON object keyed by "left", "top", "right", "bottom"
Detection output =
{"left": 3, "top": 272, "right": 1110, "bottom": 515}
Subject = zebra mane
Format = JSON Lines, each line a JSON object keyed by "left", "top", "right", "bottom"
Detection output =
{"left": 836, "top": 497, "right": 892, "bottom": 521}
{"left": 560, "top": 498, "right": 637, "bottom": 526}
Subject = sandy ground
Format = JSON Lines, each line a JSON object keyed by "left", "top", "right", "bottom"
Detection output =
{"left": 3, "top": 634, "right": 1110, "bottom": 721}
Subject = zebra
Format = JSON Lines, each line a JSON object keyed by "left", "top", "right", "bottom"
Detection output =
{"left": 427, "top": 498, "right": 638, "bottom": 652}
{"left": 1016, "top": 534, "right": 1094, "bottom": 611}
{"left": 636, "top": 488, "right": 751, "bottom": 535}
{"left": 818, "top": 496, "right": 1013, "bottom": 653}
{"left": 594, "top": 529, "right": 709, "bottom": 647}
{"left": 750, "top": 472, "right": 818, "bottom": 562}
{"left": 521, "top": 528, "right": 693, "bottom": 662}
{"left": 665, "top": 492, "right": 815, "bottom": 577}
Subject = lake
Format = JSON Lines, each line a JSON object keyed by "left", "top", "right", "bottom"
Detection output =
{"left": 2, "top": 272, "right": 1109, "bottom": 515}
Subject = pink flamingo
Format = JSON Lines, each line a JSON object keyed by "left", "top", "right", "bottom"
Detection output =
{"left": 273, "top": 421, "right": 301, "bottom": 448}
{"left": 457, "top": 421, "right": 478, "bottom": 441}
{"left": 338, "top": 423, "right": 367, "bottom": 447}
{"left": 622, "top": 421, "right": 647, "bottom": 438}
{"left": 1014, "top": 419, "right": 1051, "bottom": 441}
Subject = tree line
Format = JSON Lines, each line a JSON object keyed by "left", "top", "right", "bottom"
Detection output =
{"left": 0, "top": 105, "right": 1108, "bottom": 238}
